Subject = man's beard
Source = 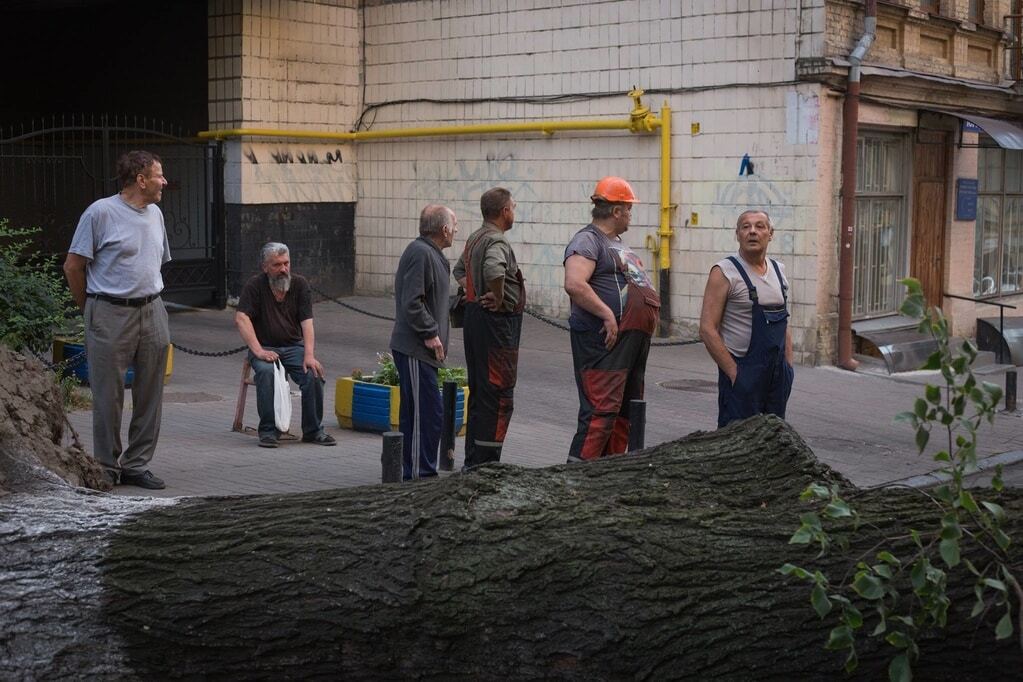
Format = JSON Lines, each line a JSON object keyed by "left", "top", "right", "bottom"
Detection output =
{"left": 270, "top": 273, "right": 291, "bottom": 294}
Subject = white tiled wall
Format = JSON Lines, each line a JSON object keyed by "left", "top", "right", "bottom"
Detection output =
{"left": 356, "top": 0, "right": 828, "bottom": 362}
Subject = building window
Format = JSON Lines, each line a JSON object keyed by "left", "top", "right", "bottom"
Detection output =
{"left": 968, "top": 0, "right": 985, "bottom": 24}
{"left": 854, "top": 134, "right": 909, "bottom": 317}
{"left": 920, "top": 0, "right": 940, "bottom": 14}
{"left": 975, "top": 141, "right": 1023, "bottom": 296}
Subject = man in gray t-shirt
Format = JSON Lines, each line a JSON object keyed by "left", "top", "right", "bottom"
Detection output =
{"left": 64, "top": 151, "right": 171, "bottom": 490}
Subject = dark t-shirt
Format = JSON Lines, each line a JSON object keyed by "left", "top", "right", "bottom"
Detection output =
{"left": 563, "top": 224, "right": 654, "bottom": 332}
{"left": 237, "top": 273, "right": 313, "bottom": 347}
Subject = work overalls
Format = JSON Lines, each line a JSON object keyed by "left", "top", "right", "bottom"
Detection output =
{"left": 462, "top": 229, "right": 525, "bottom": 469}
{"left": 717, "top": 256, "right": 794, "bottom": 428}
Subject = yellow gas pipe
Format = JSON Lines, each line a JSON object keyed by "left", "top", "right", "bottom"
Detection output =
{"left": 199, "top": 91, "right": 676, "bottom": 330}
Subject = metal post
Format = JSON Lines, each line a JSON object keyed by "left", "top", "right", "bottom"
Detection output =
{"left": 440, "top": 380, "right": 457, "bottom": 471}
{"left": 627, "top": 399, "right": 647, "bottom": 452}
{"left": 382, "top": 431, "right": 403, "bottom": 483}
{"left": 1007, "top": 371, "right": 1018, "bottom": 413}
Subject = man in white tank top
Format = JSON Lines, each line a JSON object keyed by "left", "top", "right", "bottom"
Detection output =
{"left": 699, "top": 210, "right": 794, "bottom": 428}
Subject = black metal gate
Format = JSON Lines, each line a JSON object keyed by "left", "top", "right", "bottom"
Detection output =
{"left": 0, "top": 114, "right": 224, "bottom": 307}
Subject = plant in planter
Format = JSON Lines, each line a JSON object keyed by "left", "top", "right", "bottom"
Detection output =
{"left": 335, "top": 353, "right": 469, "bottom": 434}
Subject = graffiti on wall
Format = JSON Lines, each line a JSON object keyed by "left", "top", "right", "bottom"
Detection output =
{"left": 244, "top": 146, "right": 344, "bottom": 165}
{"left": 714, "top": 178, "right": 796, "bottom": 254}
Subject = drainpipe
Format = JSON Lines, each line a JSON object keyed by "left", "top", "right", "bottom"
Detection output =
{"left": 837, "top": 0, "right": 877, "bottom": 371}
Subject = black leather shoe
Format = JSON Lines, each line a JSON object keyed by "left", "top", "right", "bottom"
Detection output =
{"left": 302, "top": 432, "right": 337, "bottom": 446}
{"left": 120, "top": 469, "right": 166, "bottom": 490}
{"left": 258, "top": 434, "right": 279, "bottom": 448}
{"left": 103, "top": 469, "right": 119, "bottom": 486}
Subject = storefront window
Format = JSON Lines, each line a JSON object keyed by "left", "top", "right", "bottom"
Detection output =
{"left": 975, "top": 141, "right": 1023, "bottom": 296}
{"left": 854, "top": 134, "right": 908, "bottom": 317}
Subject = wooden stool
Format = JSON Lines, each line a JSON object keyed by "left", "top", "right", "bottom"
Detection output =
{"left": 232, "top": 358, "right": 257, "bottom": 433}
{"left": 232, "top": 357, "right": 297, "bottom": 438}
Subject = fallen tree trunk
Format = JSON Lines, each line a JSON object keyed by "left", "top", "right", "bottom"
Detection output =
{"left": 2, "top": 416, "right": 1021, "bottom": 680}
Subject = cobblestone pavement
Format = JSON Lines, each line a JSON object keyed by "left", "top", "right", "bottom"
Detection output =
{"left": 64, "top": 296, "right": 1023, "bottom": 498}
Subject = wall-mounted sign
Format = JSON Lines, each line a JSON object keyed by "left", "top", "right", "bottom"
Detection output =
{"left": 962, "top": 120, "right": 983, "bottom": 134}
{"left": 955, "top": 177, "right": 978, "bottom": 221}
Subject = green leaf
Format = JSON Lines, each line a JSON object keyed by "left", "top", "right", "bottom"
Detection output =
{"left": 933, "top": 485, "right": 954, "bottom": 504}
{"left": 825, "top": 625, "right": 854, "bottom": 650}
{"left": 811, "top": 584, "right": 832, "bottom": 618}
{"left": 940, "top": 514, "right": 961, "bottom": 540}
{"left": 925, "top": 384, "right": 941, "bottom": 404}
{"left": 910, "top": 560, "right": 926, "bottom": 591}
{"left": 993, "top": 528, "right": 1011, "bottom": 551}
{"left": 844, "top": 647, "right": 859, "bottom": 674}
{"left": 800, "top": 483, "right": 830, "bottom": 501}
{"left": 824, "top": 500, "right": 853, "bottom": 519}
{"left": 963, "top": 558, "right": 980, "bottom": 576}
{"left": 778, "top": 563, "right": 810, "bottom": 580}
{"left": 992, "top": 466, "right": 1005, "bottom": 492}
{"left": 910, "top": 529, "right": 923, "bottom": 549}
{"left": 853, "top": 574, "right": 885, "bottom": 600}
{"left": 914, "top": 427, "right": 929, "bottom": 452}
{"left": 983, "top": 578, "right": 1008, "bottom": 594}
{"left": 877, "top": 551, "right": 901, "bottom": 567}
{"left": 933, "top": 451, "right": 951, "bottom": 463}
{"left": 970, "top": 595, "right": 985, "bottom": 618}
{"left": 981, "top": 501, "right": 1006, "bottom": 523}
{"left": 888, "top": 652, "right": 912, "bottom": 682}
{"left": 958, "top": 491, "right": 979, "bottom": 514}
{"left": 920, "top": 350, "right": 941, "bottom": 371}
{"left": 913, "top": 398, "right": 928, "bottom": 418}
{"left": 893, "top": 411, "right": 917, "bottom": 424}
{"left": 996, "top": 611, "right": 1014, "bottom": 640}
{"left": 873, "top": 564, "right": 893, "bottom": 580}
{"left": 939, "top": 538, "right": 960, "bottom": 568}
{"left": 789, "top": 528, "right": 812, "bottom": 544}
{"left": 886, "top": 631, "right": 911, "bottom": 649}
{"left": 844, "top": 605, "right": 864, "bottom": 629}
{"left": 872, "top": 617, "right": 888, "bottom": 636}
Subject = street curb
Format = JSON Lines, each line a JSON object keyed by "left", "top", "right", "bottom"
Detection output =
{"left": 884, "top": 449, "right": 1023, "bottom": 489}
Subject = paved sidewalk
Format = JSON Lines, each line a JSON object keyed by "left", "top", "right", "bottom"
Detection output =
{"left": 64, "top": 296, "right": 1023, "bottom": 498}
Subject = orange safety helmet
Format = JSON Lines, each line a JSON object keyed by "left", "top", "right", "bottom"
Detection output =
{"left": 591, "top": 176, "right": 639, "bottom": 204}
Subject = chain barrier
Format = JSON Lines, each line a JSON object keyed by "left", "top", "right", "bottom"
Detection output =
{"left": 34, "top": 349, "right": 88, "bottom": 374}
{"left": 172, "top": 343, "right": 249, "bottom": 358}
{"left": 310, "top": 286, "right": 703, "bottom": 348}
{"left": 42, "top": 288, "right": 700, "bottom": 366}
{"left": 523, "top": 306, "right": 701, "bottom": 347}
{"left": 311, "top": 285, "right": 397, "bottom": 321}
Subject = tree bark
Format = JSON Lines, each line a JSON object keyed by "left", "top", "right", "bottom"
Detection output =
{"left": 2, "top": 416, "right": 1021, "bottom": 680}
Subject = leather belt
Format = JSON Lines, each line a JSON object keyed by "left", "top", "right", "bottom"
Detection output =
{"left": 87, "top": 293, "right": 160, "bottom": 307}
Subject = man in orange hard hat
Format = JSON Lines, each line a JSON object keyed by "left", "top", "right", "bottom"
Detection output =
{"left": 563, "top": 177, "right": 660, "bottom": 462}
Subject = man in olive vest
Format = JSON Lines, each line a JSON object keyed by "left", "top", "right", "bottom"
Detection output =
{"left": 454, "top": 188, "right": 525, "bottom": 469}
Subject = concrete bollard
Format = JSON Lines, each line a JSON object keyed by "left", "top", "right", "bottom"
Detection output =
{"left": 1007, "top": 370, "right": 1018, "bottom": 413}
{"left": 382, "top": 431, "right": 403, "bottom": 483}
{"left": 627, "top": 399, "right": 646, "bottom": 452}
{"left": 440, "top": 380, "right": 457, "bottom": 471}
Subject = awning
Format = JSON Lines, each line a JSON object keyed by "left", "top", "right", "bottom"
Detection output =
{"left": 933, "top": 110, "right": 1023, "bottom": 150}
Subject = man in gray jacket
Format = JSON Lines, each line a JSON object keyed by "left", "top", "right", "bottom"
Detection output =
{"left": 389, "top": 204, "right": 458, "bottom": 481}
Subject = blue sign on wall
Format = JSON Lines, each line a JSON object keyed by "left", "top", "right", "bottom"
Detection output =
{"left": 956, "top": 178, "right": 978, "bottom": 221}
{"left": 962, "top": 120, "right": 983, "bottom": 134}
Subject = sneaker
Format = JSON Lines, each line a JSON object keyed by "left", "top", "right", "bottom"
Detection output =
{"left": 120, "top": 469, "right": 166, "bottom": 490}
{"left": 258, "top": 434, "right": 279, "bottom": 448}
{"left": 302, "top": 432, "right": 337, "bottom": 446}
